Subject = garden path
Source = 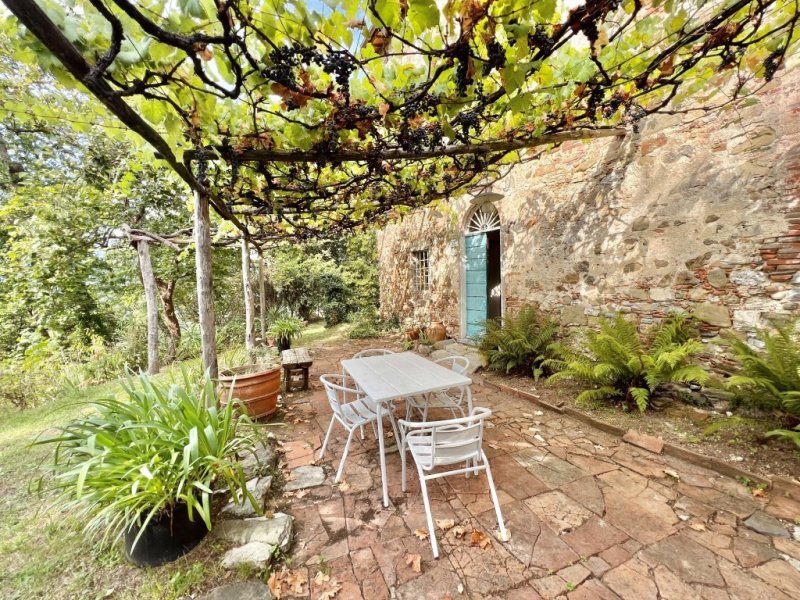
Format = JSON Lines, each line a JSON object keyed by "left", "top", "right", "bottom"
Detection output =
{"left": 273, "top": 338, "right": 800, "bottom": 600}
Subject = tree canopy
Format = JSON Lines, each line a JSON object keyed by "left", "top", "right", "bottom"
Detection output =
{"left": 4, "top": 0, "right": 798, "bottom": 240}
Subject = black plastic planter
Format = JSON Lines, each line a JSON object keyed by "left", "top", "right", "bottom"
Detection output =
{"left": 124, "top": 503, "right": 209, "bottom": 567}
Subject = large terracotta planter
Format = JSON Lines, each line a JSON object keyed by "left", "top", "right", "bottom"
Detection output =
{"left": 218, "top": 365, "right": 281, "bottom": 419}
{"left": 428, "top": 321, "right": 446, "bottom": 343}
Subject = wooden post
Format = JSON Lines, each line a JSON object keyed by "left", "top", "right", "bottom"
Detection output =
{"left": 136, "top": 240, "right": 160, "bottom": 375}
{"left": 194, "top": 189, "right": 218, "bottom": 378}
{"left": 258, "top": 251, "right": 267, "bottom": 346}
{"left": 241, "top": 237, "right": 255, "bottom": 352}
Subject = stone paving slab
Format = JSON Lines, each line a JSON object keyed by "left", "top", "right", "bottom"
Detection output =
{"left": 269, "top": 338, "right": 800, "bottom": 600}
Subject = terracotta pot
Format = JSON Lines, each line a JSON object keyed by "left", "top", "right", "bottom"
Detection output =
{"left": 428, "top": 320, "right": 446, "bottom": 343}
{"left": 405, "top": 327, "right": 420, "bottom": 341}
{"left": 218, "top": 365, "right": 281, "bottom": 419}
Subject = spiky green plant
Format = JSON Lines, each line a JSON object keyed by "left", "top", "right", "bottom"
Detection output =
{"left": 35, "top": 369, "right": 258, "bottom": 550}
{"left": 478, "top": 305, "right": 560, "bottom": 379}
{"left": 544, "top": 313, "right": 709, "bottom": 411}
{"left": 725, "top": 320, "right": 800, "bottom": 447}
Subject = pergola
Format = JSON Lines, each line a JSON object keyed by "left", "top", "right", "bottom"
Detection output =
{"left": 3, "top": 0, "right": 796, "bottom": 377}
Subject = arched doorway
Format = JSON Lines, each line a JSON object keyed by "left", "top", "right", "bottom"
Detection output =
{"left": 462, "top": 202, "right": 502, "bottom": 339}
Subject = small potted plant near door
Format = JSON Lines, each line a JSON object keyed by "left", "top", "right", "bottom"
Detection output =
{"left": 268, "top": 316, "right": 304, "bottom": 352}
{"left": 35, "top": 370, "right": 258, "bottom": 567}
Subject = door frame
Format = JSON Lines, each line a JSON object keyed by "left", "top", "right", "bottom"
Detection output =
{"left": 459, "top": 200, "right": 505, "bottom": 343}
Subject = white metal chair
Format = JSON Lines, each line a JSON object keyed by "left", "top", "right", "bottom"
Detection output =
{"left": 319, "top": 374, "right": 400, "bottom": 483}
{"left": 399, "top": 407, "right": 508, "bottom": 558}
{"left": 405, "top": 355, "right": 472, "bottom": 421}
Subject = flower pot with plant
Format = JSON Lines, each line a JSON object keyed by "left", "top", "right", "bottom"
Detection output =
{"left": 218, "top": 362, "right": 282, "bottom": 419}
{"left": 268, "top": 316, "right": 304, "bottom": 352}
{"left": 35, "top": 370, "right": 258, "bottom": 567}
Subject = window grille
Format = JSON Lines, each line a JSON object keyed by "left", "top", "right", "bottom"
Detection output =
{"left": 411, "top": 249, "right": 430, "bottom": 291}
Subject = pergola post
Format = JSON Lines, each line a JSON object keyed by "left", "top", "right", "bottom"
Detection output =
{"left": 258, "top": 251, "right": 267, "bottom": 346}
{"left": 241, "top": 237, "right": 255, "bottom": 352}
{"left": 194, "top": 189, "right": 218, "bottom": 379}
{"left": 136, "top": 240, "right": 160, "bottom": 375}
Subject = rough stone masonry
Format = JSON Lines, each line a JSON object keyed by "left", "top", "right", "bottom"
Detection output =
{"left": 377, "top": 65, "right": 800, "bottom": 362}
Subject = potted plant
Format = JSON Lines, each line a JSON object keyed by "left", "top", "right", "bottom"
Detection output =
{"left": 268, "top": 316, "right": 304, "bottom": 352}
{"left": 218, "top": 362, "right": 282, "bottom": 419}
{"left": 35, "top": 370, "right": 258, "bottom": 567}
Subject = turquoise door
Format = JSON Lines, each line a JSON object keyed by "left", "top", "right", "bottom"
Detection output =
{"left": 465, "top": 233, "right": 488, "bottom": 338}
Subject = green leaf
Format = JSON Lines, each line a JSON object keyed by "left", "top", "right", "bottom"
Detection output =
{"left": 408, "top": 0, "right": 440, "bottom": 31}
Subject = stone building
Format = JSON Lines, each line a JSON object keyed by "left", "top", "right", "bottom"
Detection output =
{"left": 377, "top": 67, "right": 800, "bottom": 346}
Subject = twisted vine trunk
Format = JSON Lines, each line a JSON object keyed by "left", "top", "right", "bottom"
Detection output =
{"left": 155, "top": 278, "right": 180, "bottom": 364}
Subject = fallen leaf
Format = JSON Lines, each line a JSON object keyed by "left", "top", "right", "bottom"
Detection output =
{"left": 470, "top": 530, "right": 491, "bottom": 549}
{"left": 267, "top": 567, "right": 308, "bottom": 600}
{"left": 295, "top": 489, "right": 308, "bottom": 499}
{"left": 317, "top": 580, "right": 342, "bottom": 600}
{"left": 663, "top": 469, "right": 680, "bottom": 480}
{"left": 414, "top": 528, "right": 429, "bottom": 540}
{"left": 752, "top": 488, "right": 766, "bottom": 498}
{"left": 338, "top": 481, "right": 351, "bottom": 492}
{"left": 405, "top": 553, "right": 422, "bottom": 573}
{"left": 689, "top": 522, "right": 707, "bottom": 531}
{"left": 436, "top": 519, "right": 455, "bottom": 531}
{"left": 313, "top": 571, "right": 330, "bottom": 585}
{"left": 452, "top": 526, "right": 467, "bottom": 538}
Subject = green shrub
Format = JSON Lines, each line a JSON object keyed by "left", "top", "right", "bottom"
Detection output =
{"left": 35, "top": 370, "right": 258, "bottom": 549}
{"left": 725, "top": 321, "right": 800, "bottom": 447}
{"left": 347, "top": 308, "right": 386, "bottom": 339}
{"left": 545, "top": 313, "right": 709, "bottom": 411}
{"left": 478, "top": 305, "right": 560, "bottom": 379}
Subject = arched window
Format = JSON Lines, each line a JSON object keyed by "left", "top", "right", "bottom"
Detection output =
{"left": 467, "top": 203, "right": 501, "bottom": 233}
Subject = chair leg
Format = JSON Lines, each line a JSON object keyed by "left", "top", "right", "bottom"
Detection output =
{"left": 400, "top": 437, "right": 408, "bottom": 492}
{"left": 335, "top": 428, "right": 355, "bottom": 483}
{"left": 387, "top": 412, "right": 400, "bottom": 446}
{"left": 319, "top": 416, "right": 336, "bottom": 460}
{"left": 417, "top": 467, "right": 440, "bottom": 559}
{"left": 483, "top": 452, "right": 509, "bottom": 542}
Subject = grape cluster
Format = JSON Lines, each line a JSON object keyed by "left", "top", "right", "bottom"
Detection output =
{"left": 453, "top": 42, "right": 473, "bottom": 95}
{"left": 458, "top": 110, "right": 481, "bottom": 141}
{"left": 482, "top": 40, "right": 506, "bottom": 75}
{"left": 398, "top": 122, "right": 444, "bottom": 152}
{"left": 763, "top": 50, "right": 782, "bottom": 81}
{"left": 400, "top": 94, "right": 439, "bottom": 119}
{"left": 263, "top": 44, "right": 357, "bottom": 100}
{"left": 602, "top": 92, "right": 624, "bottom": 118}
{"left": 322, "top": 51, "right": 357, "bottom": 97}
{"left": 528, "top": 26, "right": 554, "bottom": 55}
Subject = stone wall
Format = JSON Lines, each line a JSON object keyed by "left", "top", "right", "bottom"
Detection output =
{"left": 378, "top": 66, "right": 800, "bottom": 349}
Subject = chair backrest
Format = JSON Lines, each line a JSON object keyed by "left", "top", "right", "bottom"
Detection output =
{"left": 319, "top": 374, "right": 357, "bottom": 416}
{"left": 352, "top": 348, "right": 395, "bottom": 359}
{"left": 434, "top": 355, "right": 470, "bottom": 375}
{"left": 406, "top": 407, "right": 491, "bottom": 469}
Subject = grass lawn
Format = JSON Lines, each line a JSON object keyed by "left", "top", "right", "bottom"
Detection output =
{"left": 0, "top": 323, "right": 354, "bottom": 600}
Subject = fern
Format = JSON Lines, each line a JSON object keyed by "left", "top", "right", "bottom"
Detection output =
{"left": 547, "top": 313, "right": 708, "bottom": 412}
{"left": 478, "top": 305, "right": 560, "bottom": 379}
{"left": 725, "top": 320, "right": 800, "bottom": 445}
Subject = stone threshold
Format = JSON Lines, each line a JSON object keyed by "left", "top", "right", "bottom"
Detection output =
{"left": 476, "top": 375, "right": 800, "bottom": 500}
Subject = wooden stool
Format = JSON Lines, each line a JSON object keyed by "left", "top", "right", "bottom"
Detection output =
{"left": 281, "top": 347, "right": 313, "bottom": 392}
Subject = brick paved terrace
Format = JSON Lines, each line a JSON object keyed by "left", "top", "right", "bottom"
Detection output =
{"left": 273, "top": 338, "right": 800, "bottom": 600}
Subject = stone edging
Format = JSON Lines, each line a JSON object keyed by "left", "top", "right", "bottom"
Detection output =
{"left": 476, "top": 375, "right": 800, "bottom": 497}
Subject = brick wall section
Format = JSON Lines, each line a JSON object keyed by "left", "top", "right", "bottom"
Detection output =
{"left": 378, "top": 65, "right": 800, "bottom": 349}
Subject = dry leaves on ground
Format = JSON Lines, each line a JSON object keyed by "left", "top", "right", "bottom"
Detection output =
{"left": 268, "top": 568, "right": 308, "bottom": 599}
{"left": 405, "top": 553, "right": 422, "bottom": 573}
{"left": 470, "top": 530, "right": 491, "bottom": 549}
{"left": 413, "top": 528, "right": 429, "bottom": 540}
{"left": 436, "top": 519, "right": 455, "bottom": 531}
{"left": 338, "top": 481, "right": 351, "bottom": 492}
{"left": 451, "top": 525, "right": 467, "bottom": 538}
{"left": 317, "top": 581, "right": 343, "bottom": 600}
{"left": 689, "top": 522, "right": 707, "bottom": 531}
{"left": 752, "top": 487, "right": 766, "bottom": 498}
{"left": 313, "top": 571, "right": 330, "bottom": 585}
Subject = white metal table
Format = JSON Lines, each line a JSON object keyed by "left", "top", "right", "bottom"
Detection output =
{"left": 340, "top": 351, "right": 472, "bottom": 507}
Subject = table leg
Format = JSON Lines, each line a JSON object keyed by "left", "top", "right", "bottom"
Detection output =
{"left": 376, "top": 401, "right": 389, "bottom": 507}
